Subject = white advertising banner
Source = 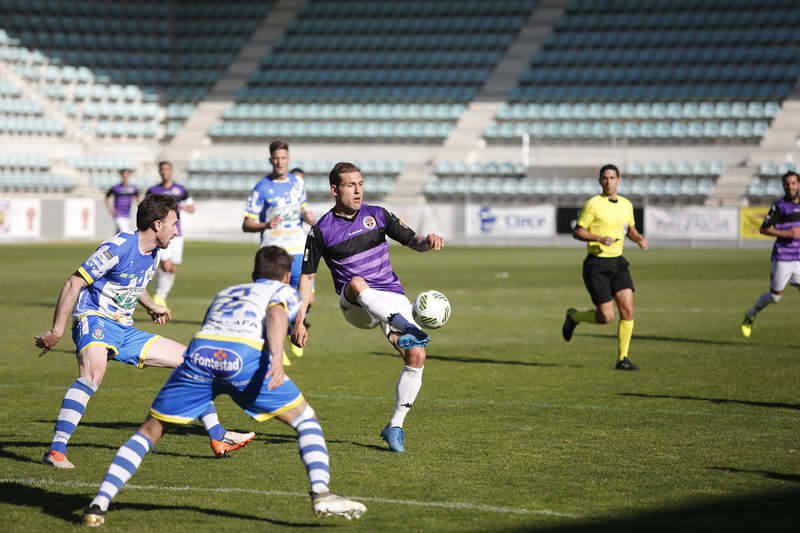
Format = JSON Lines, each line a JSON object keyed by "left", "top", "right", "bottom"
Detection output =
{"left": 465, "top": 204, "right": 556, "bottom": 237}
{"left": 0, "top": 198, "right": 41, "bottom": 239}
{"left": 645, "top": 206, "right": 739, "bottom": 240}
{"left": 63, "top": 198, "right": 96, "bottom": 238}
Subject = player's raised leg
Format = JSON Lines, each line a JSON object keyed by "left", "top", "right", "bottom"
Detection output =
{"left": 347, "top": 277, "right": 429, "bottom": 348}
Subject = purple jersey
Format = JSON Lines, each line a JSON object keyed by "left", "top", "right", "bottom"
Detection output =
{"left": 761, "top": 197, "right": 800, "bottom": 261}
{"left": 107, "top": 184, "right": 138, "bottom": 217}
{"left": 147, "top": 182, "right": 191, "bottom": 236}
{"left": 301, "top": 204, "right": 415, "bottom": 295}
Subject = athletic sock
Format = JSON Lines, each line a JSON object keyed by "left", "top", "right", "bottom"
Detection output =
{"left": 389, "top": 365, "right": 424, "bottom": 428}
{"left": 50, "top": 377, "right": 97, "bottom": 454}
{"left": 572, "top": 309, "right": 599, "bottom": 324}
{"left": 91, "top": 432, "right": 154, "bottom": 512}
{"left": 356, "top": 288, "right": 411, "bottom": 329}
{"left": 618, "top": 320, "right": 634, "bottom": 361}
{"left": 748, "top": 291, "right": 775, "bottom": 318}
{"left": 289, "top": 406, "right": 330, "bottom": 494}
{"left": 155, "top": 271, "right": 176, "bottom": 299}
{"left": 199, "top": 403, "right": 226, "bottom": 441}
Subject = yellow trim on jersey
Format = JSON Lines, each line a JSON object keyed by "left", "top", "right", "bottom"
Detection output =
{"left": 149, "top": 408, "right": 194, "bottom": 425}
{"left": 252, "top": 393, "right": 305, "bottom": 422}
{"left": 138, "top": 335, "right": 162, "bottom": 369}
{"left": 244, "top": 211, "right": 260, "bottom": 220}
{"left": 577, "top": 194, "right": 636, "bottom": 258}
{"left": 78, "top": 342, "right": 118, "bottom": 357}
{"left": 193, "top": 332, "right": 264, "bottom": 350}
{"left": 75, "top": 311, "right": 129, "bottom": 324}
{"left": 77, "top": 266, "right": 95, "bottom": 284}
{"left": 267, "top": 301, "right": 289, "bottom": 312}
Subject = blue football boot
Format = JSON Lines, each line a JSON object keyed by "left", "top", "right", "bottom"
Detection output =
{"left": 380, "top": 425, "right": 405, "bottom": 452}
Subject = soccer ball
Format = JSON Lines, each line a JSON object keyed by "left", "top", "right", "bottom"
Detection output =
{"left": 412, "top": 290, "right": 451, "bottom": 329}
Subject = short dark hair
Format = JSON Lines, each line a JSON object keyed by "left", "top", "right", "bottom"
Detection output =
{"left": 119, "top": 168, "right": 132, "bottom": 175}
{"left": 290, "top": 167, "right": 304, "bottom": 175}
{"left": 781, "top": 170, "right": 799, "bottom": 183}
{"left": 252, "top": 245, "right": 293, "bottom": 281}
{"left": 158, "top": 161, "right": 171, "bottom": 169}
{"left": 329, "top": 161, "right": 361, "bottom": 187}
{"left": 599, "top": 164, "right": 620, "bottom": 178}
{"left": 269, "top": 140, "right": 289, "bottom": 155}
{"left": 137, "top": 194, "right": 177, "bottom": 231}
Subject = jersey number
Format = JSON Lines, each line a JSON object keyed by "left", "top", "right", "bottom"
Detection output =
{"left": 216, "top": 287, "right": 251, "bottom": 317}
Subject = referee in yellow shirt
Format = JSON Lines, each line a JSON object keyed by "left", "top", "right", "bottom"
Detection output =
{"left": 562, "top": 164, "right": 648, "bottom": 370}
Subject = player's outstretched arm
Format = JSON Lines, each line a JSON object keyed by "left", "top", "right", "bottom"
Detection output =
{"left": 407, "top": 233, "right": 444, "bottom": 252}
{"left": 35, "top": 272, "right": 87, "bottom": 356}
{"left": 265, "top": 304, "right": 289, "bottom": 390}
{"left": 139, "top": 290, "right": 172, "bottom": 325}
{"left": 291, "top": 273, "right": 315, "bottom": 347}
{"left": 627, "top": 225, "right": 648, "bottom": 251}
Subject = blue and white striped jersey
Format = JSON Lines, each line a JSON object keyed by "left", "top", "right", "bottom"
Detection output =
{"left": 195, "top": 278, "right": 301, "bottom": 349}
{"left": 74, "top": 232, "right": 160, "bottom": 326}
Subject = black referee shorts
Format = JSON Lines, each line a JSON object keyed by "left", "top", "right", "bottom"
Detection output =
{"left": 582, "top": 255, "right": 635, "bottom": 305}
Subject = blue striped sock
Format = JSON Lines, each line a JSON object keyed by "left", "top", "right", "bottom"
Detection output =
{"left": 199, "top": 403, "right": 226, "bottom": 441}
{"left": 91, "top": 432, "right": 154, "bottom": 511}
{"left": 50, "top": 377, "right": 97, "bottom": 454}
{"left": 290, "top": 407, "right": 330, "bottom": 494}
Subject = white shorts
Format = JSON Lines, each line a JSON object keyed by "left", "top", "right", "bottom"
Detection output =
{"left": 159, "top": 235, "right": 184, "bottom": 265}
{"left": 338, "top": 288, "right": 419, "bottom": 339}
{"left": 770, "top": 260, "right": 800, "bottom": 292}
{"left": 114, "top": 216, "right": 132, "bottom": 234}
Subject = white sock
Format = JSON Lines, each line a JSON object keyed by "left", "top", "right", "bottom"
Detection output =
{"left": 749, "top": 291, "right": 778, "bottom": 318}
{"left": 155, "top": 271, "right": 176, "bottom": 299}
{"left": 356, "top": 288, "right": 410, "bottom": 329}
{"left": 389, "top": 365, "right": 423, "bottom": 428}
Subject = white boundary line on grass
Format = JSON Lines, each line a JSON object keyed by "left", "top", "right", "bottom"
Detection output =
{"left": 0, "top": 477, "right": 580, "bottom": 518}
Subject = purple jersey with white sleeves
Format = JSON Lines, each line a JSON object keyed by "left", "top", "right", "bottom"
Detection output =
{"left": 301, "top": 204, "right": 416, "bottom": 295}
{"left": 146, "top": 182, "right": 191, "bottom": 236}
{"left": 761, "top": 197, "right": 800, "bottom": 261}
{"left": 107, "top": 184, "right": 138, "bottom": 217}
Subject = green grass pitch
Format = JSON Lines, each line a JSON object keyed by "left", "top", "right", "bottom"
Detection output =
{"left": 1, "top": 242, "right": 799, "bottom": 532}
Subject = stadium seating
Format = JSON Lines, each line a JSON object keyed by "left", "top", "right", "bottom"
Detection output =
{"left": 487, "top": 0, "right": 799, "bottom": 144}
{"left": 214, "top": 0, "right": 537, "bottom": 143}
{"left": 185, "top": 157, "right": 405, "bottom": 197}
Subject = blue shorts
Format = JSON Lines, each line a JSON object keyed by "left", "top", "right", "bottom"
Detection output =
{"left": 289, "top": 253, "right": 315, "bottom": 294}
{"left": 72, "top": 314, "right": 160, "bottom": 368}
{"left": 149, "top": 337, "right": 304, "bottom": 424}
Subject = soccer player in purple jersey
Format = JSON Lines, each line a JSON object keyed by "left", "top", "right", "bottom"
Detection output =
{"left": 741, "top": 171, "right": 800, "bottom": 337}
{"left": 105, "top": 168, "right": 139, "bottom": 233}
{"left": 292, "top": 162, "right": 444, "bottom": 453}
{"left": 35, "top": 194, "right": 253, "bottom": 469}
{"left": 146, "top": 161, "right": 195, "bottom": 309}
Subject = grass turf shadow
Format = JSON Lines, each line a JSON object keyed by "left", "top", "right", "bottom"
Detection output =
{"left": 617, "top": 392, "right": 800, "bottom": 411}
{"left": 0, "top": 482, "right": 328, "bottom": 527}
{"left": 492, "top": 486, "right": 800, "bottom": 533}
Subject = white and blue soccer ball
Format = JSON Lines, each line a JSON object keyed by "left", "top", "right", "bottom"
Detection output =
{"left": 412, "top": 290, "right": 451, "bottom": 329}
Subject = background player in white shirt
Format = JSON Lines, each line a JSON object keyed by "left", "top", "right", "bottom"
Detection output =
{"left": 242, "top": 140, "right": 315, "bottom": 363}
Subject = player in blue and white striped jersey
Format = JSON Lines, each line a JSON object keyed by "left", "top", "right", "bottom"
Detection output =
{"left": 35, "top": 194, "right": 254, "bottom": 469}
{"left": 80, "top": 246, "right": 366, "bottom": 526}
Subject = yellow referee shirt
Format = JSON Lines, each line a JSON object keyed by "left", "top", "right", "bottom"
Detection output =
{"left": 576, "top": 194, "right": 636, "bottom": 257}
